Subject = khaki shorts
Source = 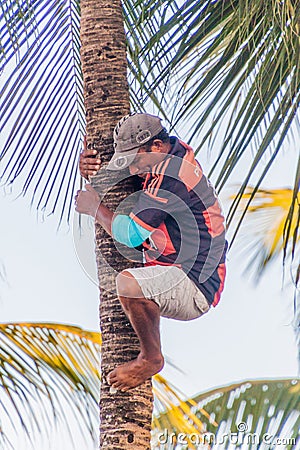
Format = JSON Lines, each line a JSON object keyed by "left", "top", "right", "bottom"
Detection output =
{"left": 125, "top": 265, "right": 210, "bottom": 321}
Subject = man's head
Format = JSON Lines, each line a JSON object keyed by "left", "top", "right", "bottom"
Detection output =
{"left": 107, "top": 113, "right": 170, "bottom": 174}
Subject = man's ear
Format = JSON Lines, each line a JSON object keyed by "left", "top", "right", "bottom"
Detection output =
{"left": 151, "top": 139, "right": 164, "bottom": 153}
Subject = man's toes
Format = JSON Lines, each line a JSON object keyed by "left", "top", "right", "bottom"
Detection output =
{"left": 118, "top": 383, "right": 129, "bottom": 392}
{"left": 111, "top": 380, "right": 124, "bottom": 389}
{"left": 120, "top": 386, "right": 130, "bottom": 392}
{"left": 107, "top": 371, "right": 117, "bottom": 384}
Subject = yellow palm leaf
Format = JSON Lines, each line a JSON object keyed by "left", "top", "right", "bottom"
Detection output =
{"left": 231, "top": 187, "right": 300, "bottom": 280}
{"left": 0, "top": 322, "right": 100, "bottom": 446}
{"left": 0, "top": 322, "right": 207, "bottom": 448}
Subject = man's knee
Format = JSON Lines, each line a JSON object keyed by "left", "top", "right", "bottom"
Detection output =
{"left": 116, "top": 271, "right": 143, "bottom": 299}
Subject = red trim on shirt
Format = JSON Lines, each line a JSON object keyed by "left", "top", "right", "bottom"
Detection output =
{"left": 179, "top": 140, "right": 194, "bottom": 153}
{"left": 142, "top": 173, "right": 151, "bottom": 189}
{"left": 212, "top": 263, "right": 226, "bottom": 307}
{"left": 148, "top": 160, "right": 165, "bottom": 195}
{"left": 152, "top": 158, "right": 172, "bottom": 197}
{"left": 145, "top": 190, "right": 168, "bottom": 203}
{"left": 129, "top": 212, "right": 155, "bottom": 232}
{"left": 203, "top": 200, "right": 225, "bottom": 238}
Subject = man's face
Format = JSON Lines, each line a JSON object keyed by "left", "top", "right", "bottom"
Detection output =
{"left": 128, "top": 142, "right": 167, "bottom": 177}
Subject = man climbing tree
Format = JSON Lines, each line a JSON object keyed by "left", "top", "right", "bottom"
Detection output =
{"left": 76, "top": 112, "right": 227, "bottom": 391}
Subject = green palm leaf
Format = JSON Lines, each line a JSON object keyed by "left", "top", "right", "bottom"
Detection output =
{"left": 1, "top": 0, "right": 84, "bottom": 225}
{"left": 141, "top": 1, "right": 300, "bottom": 169}
{"left": 135, "top": 0, "right": 300, "bottom": 254}
{"left": 152, "top": 379, "right": 300, "bottom": 449}
{"left": 0, "top": 0, "right": 176, "bottom": 224}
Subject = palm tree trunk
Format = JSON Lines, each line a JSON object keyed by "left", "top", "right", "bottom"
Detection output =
{"left": 80, "top": 1, "right": 153, "bottom": 448}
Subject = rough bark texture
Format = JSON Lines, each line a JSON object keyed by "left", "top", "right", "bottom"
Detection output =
{"left": 80, "top": 1, "right": 153, "bottom": 448}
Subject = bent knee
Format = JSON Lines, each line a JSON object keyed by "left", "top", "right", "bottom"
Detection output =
{"left": 116, "top": 271, "right": 143, "bottom": 298}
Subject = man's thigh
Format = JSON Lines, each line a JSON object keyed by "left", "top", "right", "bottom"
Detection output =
{"left": 124, "top": 265, "right": 210, "bottom": 321}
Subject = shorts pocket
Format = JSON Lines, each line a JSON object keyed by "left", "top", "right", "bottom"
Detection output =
{"left": 193, "top": 290, "right": 210, "bottom": 315}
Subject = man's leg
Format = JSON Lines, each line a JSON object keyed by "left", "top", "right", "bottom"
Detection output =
{"left": 107, "top": 271, "right": 164, "bottom": 391}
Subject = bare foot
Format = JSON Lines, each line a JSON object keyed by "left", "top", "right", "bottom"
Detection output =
{"left": 107, "top": 353, "right": 164, "bottom": 391}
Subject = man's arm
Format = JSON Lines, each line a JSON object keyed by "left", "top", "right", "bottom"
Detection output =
{"left": 75, "top": 184, "right": 113, "bottom": 235}
{"left": 75, "top": 185, "right": 152, "bottom": 245}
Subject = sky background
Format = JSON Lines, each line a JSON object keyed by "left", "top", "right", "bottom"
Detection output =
{"left": 0, "top": 133, "right": 299, "bottom": 449}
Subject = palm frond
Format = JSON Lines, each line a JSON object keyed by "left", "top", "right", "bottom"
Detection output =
{"left": 0, "top": 322, "right": 100, "bottom": 446}
{"left": 0, "top": 0, "right": 180, "bottom": 224}
{"left": 229, "top": 187, "right": 300, "bottom": 280}
{"left": 152, "top": 374, "right": 216, "bottom": 444}
{"left": 133, "top": 0, "right": 300, "bottom": 253}
{"left": 0, "top": 0, "right": 84, "bottom": 226}
{"left": 140, "top": 0, "right": 300, "bottom": 163}
{"left": 152, "top": 378, "right": 300, "bottom": 449}
{"left": 123, "top": 0, "right": 180, "bottom": 124}
{"left": 1, "top": 0, "right": 300, "bottom": 252}
{"left": 1, "top": 323, "right": 300, "bottom": 448}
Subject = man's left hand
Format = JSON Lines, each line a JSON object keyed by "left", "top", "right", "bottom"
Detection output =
{"left": 79, "top": 136, "right": 101, "bottom": 180}
{"left": 75, "top": 184, "right": 100, "bottom": 217}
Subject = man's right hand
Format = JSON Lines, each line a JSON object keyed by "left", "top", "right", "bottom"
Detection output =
{"left": 79, "top": 137, "right": 101, "bottom": 180}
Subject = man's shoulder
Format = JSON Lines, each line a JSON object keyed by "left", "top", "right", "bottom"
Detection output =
{"left": 143, "top": 138, "right": 197, "bottom": 193}
{"left": 167, "top": 139, "right": 205, "bottom": 192}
